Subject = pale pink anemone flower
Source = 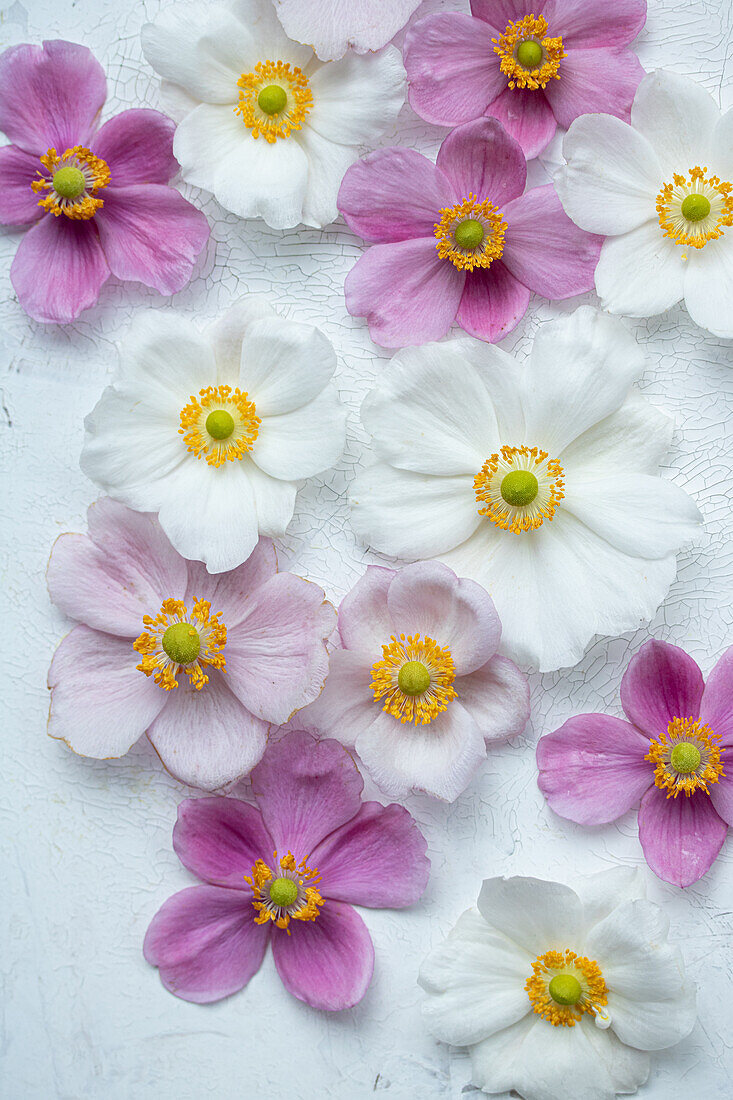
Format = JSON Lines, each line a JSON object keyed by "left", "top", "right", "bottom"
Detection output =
{"left": 338, "top": 117, "right": 602, "bottom": 346}
{"left": 404, "top": 0, "right": 646, "bottom": 159}
{"left": 144, "top": 730, "right": 430, "bottom": 1009}
{"left": 537, "top": 640, "right": 733, "bottom": 887}
{"left": 273, "top": 0, "right": 422, "bottom": 61}
{"left": 0, "top": 40, "right": 209, "bottom": 323}
{"left": 302, "top": 561, "right": 530, "bottom": 801}
{"left": 46, "top": 499, "right": 335, "bottom": 790}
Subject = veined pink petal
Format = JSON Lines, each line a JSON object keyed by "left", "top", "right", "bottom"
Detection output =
{"left": 545, "top": 0, "right": 647, "bottom": 48}
{"left": 10, "top": 214, "right": 109, "bottom": 324}
{"left": 456, "top": 261, "right": 530, "bottom": 343}
{"left": 436, "top": 118, "right": 526, "bottom": 207}
{"left": 470, "top": 0, "right": 534, "bottom": 28}
{"left": 620, "top": 639, "right": 705, "bottom": 739}
{"left": 183, "top": 539, "right": 278, "bottom": 630}
{"left": 173, "top": 797, "right": 275, "bottom": 888}
{"left": 338, "top": 565, "right": 397, "bottom": 660}
{"left": 298, "top": 649, "right": 376, "bottom": 746}
{"left": 700, "top": 646, "right": 733, "bottom": 748}
{"left": 484, "top": 87, "right": 557, "bottom": 160}
{"left": 92, "top": 109, "right": 178, "bottom": 186}
{"left": 457, "top": 654, "right": 530, "bottom": 744}
{"left": 544, "top": 47, "right": 644, "bottom": 129}
{"left": 638, "top": 786, "right": 728, "bottom": 887}
{"left": 0, "top": 144, "right": 43, "bottom": 225}
{"left": 338, "top": 147, "right": 452, "bottom": 243}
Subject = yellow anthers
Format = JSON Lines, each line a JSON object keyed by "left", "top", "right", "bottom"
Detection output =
{"left": 526, "top": 949, "right": 608, "bottom": 1027}
{"left": 474, "top": 444, "right": 565, "bottom": 533}
{"left": 245, "top": 850, "right": 325, "bottom": 933}
{"left": 493, "top": 15, "right": 565, "bottom": 91}
{"left": 657, "top": 166, "right": 733, "bottom": 249}
{"left": 646, "top": 716, "right": 725, "bottom": 798}
{"left": 133, "top": 597, "right": 227, "bottom": 691}
{"left": 434, "top": 194, "right": 508, "bottom": 272}
{"left": 32, "top": 146, "right": 110, "bottom": 220}
{"left": 371, "top": 633, "right": 457, "bottom": 725}
{"left": 236, "top": 60, "right": 313, "bottom": 142}
{"left": 179, "top": 385, "right": 261, "bottom": 468}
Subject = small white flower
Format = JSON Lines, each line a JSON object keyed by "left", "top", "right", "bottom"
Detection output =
{"left": 81, "top": 297, "right": 348, "bottom": 572}
{"left": 555, "top": 70, "right": 733, "bottom": 338}
{"left": 420, "top": 868, "right": 697, "bottom": 1100}
{"left": 272, "top": 0, "right": 422, "bottom": 61}
{"left": 348, "top": 307, "right": 702, "bottom": 672}
{"left": 142, "top": 0, "right": 405, "bottom": 229}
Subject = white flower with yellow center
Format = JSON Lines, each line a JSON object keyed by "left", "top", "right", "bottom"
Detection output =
{"left": 419, "top": 869, "right": 697, "bottom": 1100}
{"left": 348, "top": 307, "right": 702, "bottom": 672}
{"left": 555, "top": 70, "right": 733, "bottom": 338}
{"left": 141, "top": 0, "right": 405, "bottom": 229}
{"left": 81, "top": 297, "right": 347, "bottom": 573}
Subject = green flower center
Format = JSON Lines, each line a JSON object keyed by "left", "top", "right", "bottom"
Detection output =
{"left": 500, "top": 469, "right": 539, "bottom": 506}
{"left": 52, "top": 166, "right": 86, "bottom": 199}
{"left": 681, "top": 193, "right": 711, "bottom": 222}
{"left": 205, "top": 409, "right": 236, "bottom": 440}
{"left": 516, "top": 39, "right": 544, "bottom": 70}
{"left": 258, "top": 84, "right": 288, "bottom": 115}
{"left": 269, "top": 876, "right": 299, "bottom": 907}
{"left": 670, "top": 741, "right": 702, "bottom": 774}
{"left": 454, "top": 218, "right": 485, "bottom": 251}
{"left": 162, "top": 622, "right": 201, "bottom": 665}
{"left": 397, "top": 660, "right": 431, "bottom": 696}
{"left": 549, "top": 974, "right": 582, "bottom": 1005}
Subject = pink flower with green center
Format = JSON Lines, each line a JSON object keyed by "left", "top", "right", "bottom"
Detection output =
{"left": 0, "top": 40, "right": 209, "bottom": 323}
{"left": 144, "top": 730, "right": 430, "bottom": 1009}
{"left": 537, "top": 639, "right": 733, "bottom": 887}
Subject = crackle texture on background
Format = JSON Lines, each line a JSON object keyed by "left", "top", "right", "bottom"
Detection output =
{"left": 1, "top": 1, "right": 732, "bottom": 1098}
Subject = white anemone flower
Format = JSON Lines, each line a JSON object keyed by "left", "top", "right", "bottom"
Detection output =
{"left": 419, "top": 869, "right": 697, "bottom": 1100}
{"left": 348, "top": 307, "right": 701, "bottom": 672}
{"left": 81, "top": 297, "right": 348, "bottom": 573}
{"left": 555, "top": 70, "right": 733, "bottom": 338}
{"left": 272, "top": 0, "right": 422, "bottom": 62}
{"left": 141, "top": 0, "right": 405, "bottom": 229}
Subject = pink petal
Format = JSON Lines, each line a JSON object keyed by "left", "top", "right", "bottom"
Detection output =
{"left": 620, "top": 640, "right": 705, "bottom": 739}
{"left": 183, "top": 539, "right": 278, "bottom": 630}
{"left": 173, "top": 797, "right": 275, "bottom": 888}
{"left": 271, "top": 900, "right": 374, "bottom": 1011}
{"left": 470, "top": 0, "right": 534, "bottom": 27}
{"left": 299, "top": 649, "right": 376, "bottom": 745}
{"left": 0, "top": 144, "right": 43, "bottom": 225}
{"left": 0, "top": 41, "right": 106, "bottom": 154}
{"left": 92, "top": 109, "right": 177, "bottom": 186}
{"left": 47, "top": 498, "right": 188, "bottom": 638}
{"left": 311, "top": 801, "right": 430, "bottom": 908}
{"left": 484, "top": 86, "right": 557, "bottom": 160}
{"left": 436, "top": 118, "right": 526, "bottom": 206}
{"left": 545, "top": 0, "right": 647, "bottom": 48}
{"left": 537, "top": 714, "right": 652, "bottom": 825}
{"left": 143, "top": 885, "right": 269, "bottom": 1004}
{"left": 708, "top": 774, "right": 733, "bottom": 830}
{"left": 502, "top": 184, "right": 602, "bottom": 299}
{"left": 344, "top": 238, "right": 465, "bottom": 348}
{"left": 223, "top": 572, "right": 334, "bottom": 724}
{"left": 147, "top": 673, "right": 268, "bottom": 791}
{"left": 10, "top": 214, "right": 109, "bottom": 324}
{"left": 456, "top": 654, "right": 530, "bottom": 744}
{"left": 338, "top": 565, "right": 397, "bottom": 660}
{"left": 338, "top": 147, "right": 452, "bottom": 243}
{"left": 48, "top": 625, "right": 165, "bottom": 758}
{"left": 544, "top": 47, "right": 644, "bottom": 130}
{"left": 250, "top": 731, "right": 364, "bottom": 857}
{"left": 638, "top": 786, "right": 728, "bottom": 888}
{"left": 700, "top": 646, "right": 733, "bottom": 748}
{"left": 456, "top": 261, "right": 530, "bottom": 343}
{"left": 404, "top": 13, "right": 505, "bottom": 127}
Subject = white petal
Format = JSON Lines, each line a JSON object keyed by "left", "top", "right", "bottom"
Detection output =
{"left": 560, "top": 393, "right": 674, "bottom": 476}
{"left": 712, "top": 106, "right": 733, "bottom": 182}
{"left": 307, "top": 46, "right": 405, "bottom": 147}
{"left": 557, "top": 114, "right": 662, "bottom": 234}
{"left": 274, "top": 0, "right": 421, "bottom": 61}
{"left": 594, "top": 222, "right": 685, "bottom": 318}
{"left": 575, "top": 867, "right": 646, "bottom": 930}
{"left": 119, "top": 310, "right": 217, "bottom": 397}
{"left": 213, "top": 127, "right": 309, "bottom": 227}
{"left": 207, "top": 296, "right": 277, "bottom": 377}
{"left": 240, "top": 317, "right": 338, "bottom": 415}
{"left": 173, "top": 103, "right": 246, "bottom": 192}
{"left": 419, "top": 907, "right": 530, "bottom": 1046}
{"left": 683, "top": 236, "right": 733, "bottom": 339}
{"left": 253, "top": 385, "right": 347, "bottom": 480}
{"left": 245, "top": 459, "right": 297, "bottom": 537}
{"left": 456, "top": 655, "right": 530, "bottom": 745}
{"left": 295, "top": 125, "right": 358, "bottom": 229}
{"left": 230, "top": 0, "right": 314, "bottom": 66}
{"left": 631, "top": 70, "right": 720, "bottom": 177}
{"left": 298, "top": 648, "right": 375, "bottom": 745}
{"left": 476, "top": 877, "right": 583, "bottom": 956}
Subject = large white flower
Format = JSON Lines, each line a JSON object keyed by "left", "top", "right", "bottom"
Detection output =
{"left": 272, "top": 0, "right": 422, "bottom": 61}
{"left": 348, "top": 307, "right": 701, "bottom": 672}
{"left": 555, "top": 70, "right": 733, "bottom": 338}
{"left": 141, "top": 0, "right": 405, "bottom": 229}
{"left": 81, "top": 297, "right": 347, "bottom": 573}
{"left": 419, "top": 869, "right": 697, "bottom": 1100}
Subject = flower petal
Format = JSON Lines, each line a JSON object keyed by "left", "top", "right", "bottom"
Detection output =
{"left": 273, "top": 0, "right": 422, "bottom": 60}
{"left": 0, "top": 144, "right": 44, "bottom": 225}
{"left": 207, "top": 295, "right": 276, "bottom": 376}
{"left": 700, "top": 647, "right": 733, "bottom": 748}
{"left": 143, "top": 885, "right": 269, "bottom": 1004}
{"left": 457, "top": 261, "right": 531, "bottom": 343}
{"left": 477, "top": 876, "right": 583, "bottom": 955}
{"left": 559, "top": 392, "right": 674, "bottom": 476}
{"left": 484, "top": 86, "right": 557, "bottom": 160}
{"left": 338, "top": 565, "right": 397, "bottom": 660}
{"left": 11, "top": 214, "right": 110, "bottom": 324}
{"left": 182, "top": 538, "right": 278, "bottom": 627}
{"left": 307, "top": 46, "right": 405, "bottom": 147}
{"left": 252, "top": 386, "right": 347, "bottom": 480}
{"left": 594, "top": 221, "right": 685, "bottom": 318}
{"left": 172, "top": 796, "right": 274, "bottom": 887}
{"left": 436, "top": 117, "right": 527, "bottom": 207}
{"left": 682, "top": 237, "right": 733, "bottom": 340}
{"left": 545, "top": 0, "right": 647, "bottom": 48}
{"left": 457, "top": 654, "right": 530, "bottom": 744}
{"left": 117, "top": 309, "right": 216, "bottom": 397}
{"left": 238, "top": 316, "right": 337, "bottom": 416}
{"left": 544, "top": 47, "right": 644, "bottom": 129}
{"left": 298, "top": 648, "right": 376, "bottom": 745}
{"left": 296, "top": 124, "right": 358, "bottom": 229}
{"left": 537, "top": 714, "right": 652, "bottom": 824}
{"left": 338, "top": 147, "right": 452, "bottom": 243}
{"left": 638, "top": 785, "right": 728, "bottom": 887}
{"left": 92, "top": 109, "right": 178, "bottom": 186}
{"left": 620, "top": 639, "right": 705, "bottom": 738}
{"left": 576, "top": 865, "right": 647, "bottom": 929}
{"left": 630, "top": 69, "right": 720, "bottom": 177}
{"left": 246, "top": 461, "right": 298, "bottom": 538}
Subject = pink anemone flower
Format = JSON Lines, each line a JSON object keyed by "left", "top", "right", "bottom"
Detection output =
{"left": 46, "top": 498, "right": 335, "bottom": 790}
{"left": 0, "top": 40, "right": 209, "bottom": 323}
{"left": 144, "top": 730, "right": 430, "bottom": 1009}
{"left": 537, "top": 639, "right": 733, "bottom": 887}
{"left": 338, "top": 117, "right": 602, "bottom": 346}
{"left": 404, "top": 0, "right": 646, "bottom": 159}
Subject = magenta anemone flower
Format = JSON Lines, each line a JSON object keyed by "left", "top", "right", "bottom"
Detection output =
{"left": 337, "top": 117, "right": 602, "bottom": 346}
{"left": 46, "top": 498, "right": 335, "bottom": 790}
{"left": 144, "top": 731, "right": 430, "bottom": 1009}
{"left": 0, "top": 40, "right": 209, "bottom": 323}
{"left": 537, "top": 640, "right": 733, "bottom": 887}
{"left": 404, "top": 0, "right": 646, "bottom": 159}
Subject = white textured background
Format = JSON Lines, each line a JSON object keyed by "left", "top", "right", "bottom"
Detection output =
{"left": 1, "top": 1, "right": 732, "bottom": 1097}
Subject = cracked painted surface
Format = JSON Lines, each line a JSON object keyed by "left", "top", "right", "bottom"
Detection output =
{"left": 1, "top": 1, "right": 731, "bottom": 1097}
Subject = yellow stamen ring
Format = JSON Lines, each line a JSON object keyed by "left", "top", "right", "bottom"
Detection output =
{"left": 434, "top": 194, "right": 507, "bottom": 272}
{"left": 646, "top": 716, "right": 725, "bottom": 798}
{"left": 236, "top": 60, "right": 313, "bottom": 142}
{"left": 179, "top": 385, "right": 260, "bottom": 468}
{"left": 371, "top": 633, "right": 457, "bottom": 725}
{"left": 133, "top": 598, "right": 227, "bottom": 691}
{"left": 474, "top": 445, "right": 565, "bottom": 533}
{"left": 245, "top": 851, "right": 324, "bottom": 933}
{"left": 526, "top": 949, "right": 608, "bottom": 1027}
{"left": 657, "top": 166, "right": 733, "bottom": 249}
{"left": 32, "top": 146, "right": 110, "bottom": 220}
{"left": 493, "top": 15, "right": 565, "bottom": 91}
